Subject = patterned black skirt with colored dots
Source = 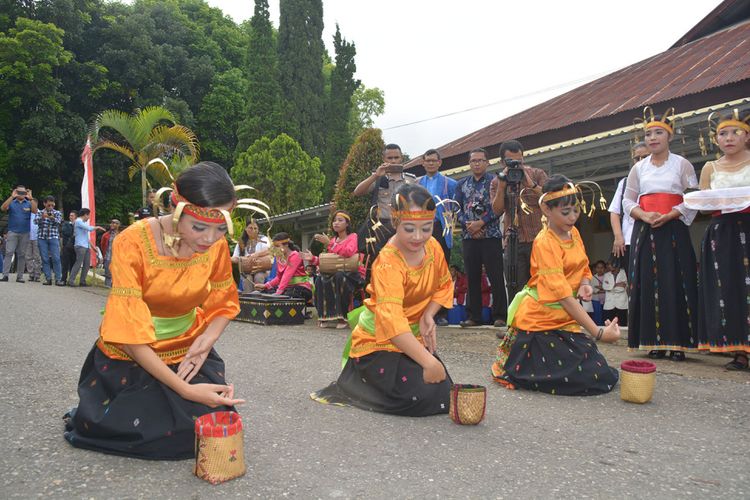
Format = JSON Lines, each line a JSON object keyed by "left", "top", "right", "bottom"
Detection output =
{"left": 502, "top": 330, "right": 619, "bottom": 396}
{"left": 312, "top": 351, "right": 452, "bottom": 416}
{"left": 63, "top": 344, "right": 234, "bottom": 460}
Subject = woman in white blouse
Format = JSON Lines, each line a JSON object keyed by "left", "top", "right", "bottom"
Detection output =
{"left": 697, "top": 110, "right": 750, "bottom": 371}
{"left": 231, "top": 218, "right": 270, "bottom": 289}
{"left": 622, "top": 109, "right": 699, "bottom": 361}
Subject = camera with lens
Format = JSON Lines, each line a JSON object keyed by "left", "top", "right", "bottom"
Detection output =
{"left": 497, "top": 158, "right": 525, "bottom": 184}
{"left": 471, "top": 201, "right": 486, "bottom": 218}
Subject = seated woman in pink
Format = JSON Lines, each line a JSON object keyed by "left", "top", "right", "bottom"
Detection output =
{"left": 303, "top": 210, "right": 365, "bottom": 329}
{"left": 255, "top": 232, "right": 312, "bottom": 301}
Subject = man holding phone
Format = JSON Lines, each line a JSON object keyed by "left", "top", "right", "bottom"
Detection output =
{"left": 353, "top": 143, "right": 416, "bottom": 263}
{"left": 1, "top": 185, "right": 38, "bottom": 282}
{"left": 36, "top": 195, "right": 65, "bottom": 286}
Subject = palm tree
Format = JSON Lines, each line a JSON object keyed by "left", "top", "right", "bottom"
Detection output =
{"left": 90, "top": 106, "right": 200, "bottom": 204}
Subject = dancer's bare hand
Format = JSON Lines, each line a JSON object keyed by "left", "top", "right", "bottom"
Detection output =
{"left": 183, "top": 383, "right": 245, "bottom": 408}
{"left": 601, "top": 318, "right": 621, "bottom": 343}
{"left": 420, "top": 315, "right": 437, "bottom": 354}
{"left": 177, "top": 334, "right": 215, "bottom": 382}
{"left": 578, "top": 284, "right": 593, "bottom": 302}
{"left": 423, "top": 357, "right": 446, "bottom": 384}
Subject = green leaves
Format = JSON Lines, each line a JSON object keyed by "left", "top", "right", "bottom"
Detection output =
{"left": 231, "top": 134, "right": 325, "bottom": 215}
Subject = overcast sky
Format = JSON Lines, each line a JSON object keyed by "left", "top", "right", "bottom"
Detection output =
{"left": 206, "top": 0, "right": 719, "bottom": 158}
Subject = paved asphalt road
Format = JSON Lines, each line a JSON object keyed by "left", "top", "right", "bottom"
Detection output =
{"left": 1, "top": 281, "right": 748, "bottom": 499}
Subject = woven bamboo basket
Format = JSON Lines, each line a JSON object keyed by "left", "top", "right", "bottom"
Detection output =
{"left": 620, "top": 360, "right": 656, "bottom": 404}
{"left": 449, "top": 384, "right": 486, "bottom": 425}
{"left": 194, "top": 411, "right": 246, "bottom": 484}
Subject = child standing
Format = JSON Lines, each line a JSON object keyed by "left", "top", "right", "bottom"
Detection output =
{"left": 603, "top": 260, "right": 628, "bottom": 327}
{"left": 590, "top": 260, "right": 607, "bottom": 325}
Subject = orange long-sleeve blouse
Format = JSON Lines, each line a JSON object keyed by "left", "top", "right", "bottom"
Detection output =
{"left": 512, "top": 226, "right": 592, "bottom": 333}
{"left": 96, "top": 220, "right": 240, "bottom": 364}
{"left": 348, "top": 237, "right": 453, "bottom": 358}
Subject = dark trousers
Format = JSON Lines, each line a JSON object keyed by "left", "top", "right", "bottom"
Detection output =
{"left": 61, "top": 245, "right": 76, "bottom": 282}
{"left": 463, "top": 237, "right": 507, "bottom": 322}
{"left": 504, "top": 240, "right": 532, "bottom": 298}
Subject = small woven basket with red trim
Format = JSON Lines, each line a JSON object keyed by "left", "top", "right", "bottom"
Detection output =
{"left": 620, "top": 360, "right": 656, "bottom": 404}
{"left": 449, "top": 384, "right": 486, "bottom": 425}
{"left": 194, "top": 411, "right": 246, "bottom": 484}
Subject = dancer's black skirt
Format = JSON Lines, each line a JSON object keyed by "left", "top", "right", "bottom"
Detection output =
{"left": 314, "top": 271, "right": 364, "bottom": 321}
{"left": 628, "top": 219, "right": 699, "bottom": 351}
{"left": 63, "top": 344, "right": 233, "bottom": 460}
{"left": 312, "top": 352, "right": 452, "bottom": 416}
{"left": 698, "top": 212, "right": 750, "bottom": 353}
{"left": 502, "top": 330, "right": 619, "bottom": 396}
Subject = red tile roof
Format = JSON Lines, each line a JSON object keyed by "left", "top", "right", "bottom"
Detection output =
{"left": 407, "top": 16, "right": 750, "bottom": 170}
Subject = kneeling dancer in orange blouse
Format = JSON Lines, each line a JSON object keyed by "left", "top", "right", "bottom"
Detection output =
{"left": 491, "top": 175, "right": 621, "bottom": 395}
{"left": 63, "top": 162, "right": 245, "bottom": 459}
{"left": 312, "top": 184, "right": 454, "bottom": 416}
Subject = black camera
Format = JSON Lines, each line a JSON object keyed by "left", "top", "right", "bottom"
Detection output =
{"left": 498, "top": 158, "right": 524, "bottom": 184}
{"left": 471, "top": 201, "right": 486, "bottom": 218}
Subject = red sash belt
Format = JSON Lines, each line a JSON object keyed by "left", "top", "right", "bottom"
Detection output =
{"left": 639, "top": 193, "right": 683, "bottom": 215}
{"left": 712, "top": 206, "right": 750, "bottom": 217}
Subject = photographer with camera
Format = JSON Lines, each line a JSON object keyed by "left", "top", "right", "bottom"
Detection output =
{"left": 353, "top": 143, "right": 417, "bottom": 264}
{"left": 36, "top": 195, "right": 64, "bottom": 286}
{"left": 1, "top": 185, "right": 38, "bottom": 282}
{"left": 491, "top": 140, "right": 548, "bottom": 300}
{"left": 455, "top": 148, "right": 507, "bottom": 328}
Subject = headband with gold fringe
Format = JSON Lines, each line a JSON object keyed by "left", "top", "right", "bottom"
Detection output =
{"left": 154, "top": 178, "right": 272, "bottom": 256}
{"left": 535, "top": 181, "right": 607, "bottom": 218}
{"left": 708, "top": 109, "right": 750, "bottom": 146}
{"left": 633, "top": 106, "right": 678, "bottom": 138}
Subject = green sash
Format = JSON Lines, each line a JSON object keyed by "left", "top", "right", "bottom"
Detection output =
{"left": 152, "top": 308, "right": 197, "bottom": 340}
{"left": 506, "top": 285, "right": 566, "bottom": 327}
{"left": 340, "top": 306, "right": 420, "bottom": 368}
{"left": 288, "top": 275, "right": 314, "bottom": 295}
{"left": 100, "top": 306, "right": 197, "bottom": 341}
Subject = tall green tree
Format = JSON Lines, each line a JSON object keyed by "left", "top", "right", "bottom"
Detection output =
{"left": 231, "top": 134, "right": 324, "bottom": 215}
{"left": 235, "top": 0, "right": 283, "bottom": 157}
{"left": 321, "top": 24, "right": 359, "bottom": 199}
{"left": 0, "top": 17, "right": 76, "bottom": 197}
{"left": 331, "top": 128, "right": 385, "bottom": 230}
{"left": 91, "top": 106, "right": 199, "bottom": 204}
{"left": 196, "top": 68, "right": 248, "bottom": 165}
{"left": 349, "top": 85, "right": 385, "bottom": 139}
{"left": 278, "top": 0, "right": 325, "bottom": 156}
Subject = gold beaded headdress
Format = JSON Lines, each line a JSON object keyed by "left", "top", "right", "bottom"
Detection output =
{"left": 391, "top": 193, "right": 436, "bottom": 223}
{"left": 634, "top": 106, "right": 678, "bottom": 136}
{"left": 534, "top": 181, "right": 607, "bottom": 218}
{"left": 153, "top": 175, "right": 271, "bottom": 256}
{"left": 708, "top": 108, "right": 750, "bottom": 145}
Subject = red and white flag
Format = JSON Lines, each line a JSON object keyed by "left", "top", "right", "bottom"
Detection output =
{"left": 81, "top": 136, "right": 97, "bottom": 266}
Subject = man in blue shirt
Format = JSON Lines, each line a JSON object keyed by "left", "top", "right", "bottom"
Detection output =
{"left": 418, "top": 149, "right": 457, "bottom": 262}
{"left": 1, "top": 185, "right": 38, "bottom": 282}
{"left": 68, "top": 208, "right": 105, "bottom": 287}
{"left": 455, "top": 149, "right": 507, "bottom": 328}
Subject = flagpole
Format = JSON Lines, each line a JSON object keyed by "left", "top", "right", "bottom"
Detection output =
{"left": 81, "top": 136, "right": 97, "bottom": 270}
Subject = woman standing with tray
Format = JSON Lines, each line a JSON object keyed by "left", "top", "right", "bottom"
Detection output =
{"left": 622, "top": 108, "right": 699, "bottom": 361}
{"left": 312, "top": 184, "right": 454, "bottom": 416}
{"left": 693, "top": 110, "right": 750, "bottom": 370}
{"left": 63, "top": 162, "right": 246, "bottom": 459}
{"left": 303, "top": 210, "right": 364, "bottom": 329}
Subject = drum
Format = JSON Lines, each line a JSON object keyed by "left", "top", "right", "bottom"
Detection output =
{"left": 240, "top": 254, "right": 273, "bottom": 274}
{"left": 318, "top": 253, "right": 359, "bottom": 275}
